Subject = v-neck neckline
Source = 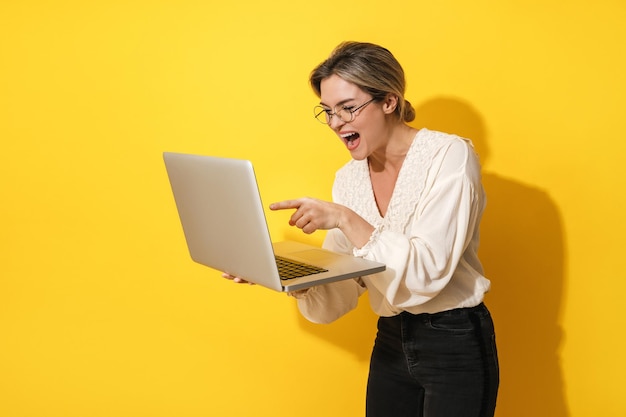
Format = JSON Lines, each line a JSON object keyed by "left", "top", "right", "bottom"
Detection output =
{"left": 364, "top": 129, "right": 422, "bottom": 220}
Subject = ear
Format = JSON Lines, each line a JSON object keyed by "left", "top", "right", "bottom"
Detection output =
{"left": 382, "top": 93, "right": 399, "bottom": 115}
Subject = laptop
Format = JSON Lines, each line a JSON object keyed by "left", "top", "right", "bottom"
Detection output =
{"left": 163, "top": 152, "right": 385, "bottom": 292}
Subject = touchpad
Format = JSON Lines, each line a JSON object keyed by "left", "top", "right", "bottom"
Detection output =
{"left": 292, "top": 249, "right": 336, "bottom": 262}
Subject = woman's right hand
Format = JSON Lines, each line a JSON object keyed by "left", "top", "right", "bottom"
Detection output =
{"left": 221, "top": 273, "right": 255, "bottom": 285}
{"left": 221, "top": 272, "right": 310, "bottom": 299}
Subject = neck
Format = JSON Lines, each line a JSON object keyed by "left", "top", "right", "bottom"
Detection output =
{"left": 368, "top": 124, "right": 418, "bottom": 173}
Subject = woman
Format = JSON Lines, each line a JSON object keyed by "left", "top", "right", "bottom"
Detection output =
{"left": 228, "top": 41, "right": 499, "bottom": 417}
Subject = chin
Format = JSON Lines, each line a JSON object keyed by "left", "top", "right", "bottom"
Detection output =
{"left": 349, "top": 150, "right": 368, "bottom": 161}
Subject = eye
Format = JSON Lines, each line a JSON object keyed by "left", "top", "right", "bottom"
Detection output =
{"left": 338, "top": 106, "right": 357, "bottom": 122}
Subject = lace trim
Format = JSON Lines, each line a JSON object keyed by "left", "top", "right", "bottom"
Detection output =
{"left": 334, "top": 128, "right": 454, "bottom": 235}
{"left": 353, "top": 224, "right": 384, "bottom": 257}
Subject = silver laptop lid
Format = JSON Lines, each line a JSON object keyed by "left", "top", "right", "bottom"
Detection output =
{"left": 163, "top": 152, "right": 283, "bottom": 291}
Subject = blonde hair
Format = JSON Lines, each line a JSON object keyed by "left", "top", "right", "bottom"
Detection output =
{"left": 310, "top": 42, "right": 415, "bottom": 123}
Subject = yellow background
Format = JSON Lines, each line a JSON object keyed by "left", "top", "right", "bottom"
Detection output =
{"left": 1, "top": 1, "right": 625, "bottom": 416}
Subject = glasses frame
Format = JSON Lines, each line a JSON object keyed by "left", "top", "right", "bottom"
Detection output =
{"left": 314, "top": 98, "right": 375, "bottom": 125}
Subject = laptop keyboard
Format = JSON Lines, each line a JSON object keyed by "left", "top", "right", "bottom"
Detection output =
{"left": 275, "top": 256, "right": 328, "bottom": 281}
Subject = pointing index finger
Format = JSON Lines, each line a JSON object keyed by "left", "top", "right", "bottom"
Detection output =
{"left": 269, "top": 199, "right": 302, "bottom": 211}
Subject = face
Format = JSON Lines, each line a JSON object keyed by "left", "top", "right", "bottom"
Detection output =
{"left": 319, "top": 74, "right": 395, "bottom": 161}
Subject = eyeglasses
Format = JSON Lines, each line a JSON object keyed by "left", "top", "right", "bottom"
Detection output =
{"left": 313, "top": 98, "right": 375, "bottom": 125}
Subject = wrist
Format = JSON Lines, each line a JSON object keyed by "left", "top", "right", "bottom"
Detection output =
{"left": 335, "top": 207, "right": 375, "bottom": 249}
{"left": 336, "top": 206, "right": 348, "bottom": 230}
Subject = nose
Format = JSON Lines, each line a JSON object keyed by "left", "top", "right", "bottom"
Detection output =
{"left": 328, "top": 114, "right": 345, "bottom": 130}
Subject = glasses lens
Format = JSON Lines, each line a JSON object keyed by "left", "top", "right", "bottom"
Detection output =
{"left": 337, "top": 107, "right": 354, "bottom": 123}
{"left": 314, "top": 106, "right": 330, "bottom": 124}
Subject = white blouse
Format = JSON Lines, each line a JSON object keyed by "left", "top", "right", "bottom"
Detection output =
{"left": 296, "top": 128, "right": 492, "bottom": 324}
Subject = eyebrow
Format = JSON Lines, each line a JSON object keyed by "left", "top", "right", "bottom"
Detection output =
{"left": 319, "top": 98, "right": 357, "bottom": 108}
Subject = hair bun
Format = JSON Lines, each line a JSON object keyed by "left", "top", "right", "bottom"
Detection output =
{"left": 404, "top": 100, "right": 416, "bottom": 123}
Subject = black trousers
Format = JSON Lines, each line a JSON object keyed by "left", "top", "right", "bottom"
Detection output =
{"left": 366, "top": 303, "right": 499, "bottom": 417}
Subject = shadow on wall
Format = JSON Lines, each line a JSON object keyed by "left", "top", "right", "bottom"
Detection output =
{"left": 414, "top": 97, "right": 569, "bottom": 417}
{"left": 297, "top": 96, "right": 570, "bottom": 417}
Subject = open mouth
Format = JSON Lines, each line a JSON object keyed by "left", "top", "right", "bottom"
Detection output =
{"left": 341, "top": 132, "right": 360, "bottom": 149}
